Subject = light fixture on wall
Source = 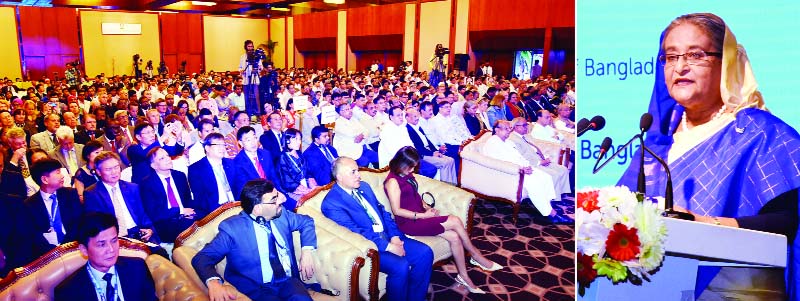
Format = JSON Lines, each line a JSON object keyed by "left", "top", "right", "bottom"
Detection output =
{"left": 191, "top": 1, "right": 217, "bottom": 6}
{"left": 323, "top": 0, "right": 345, "bottom": 4}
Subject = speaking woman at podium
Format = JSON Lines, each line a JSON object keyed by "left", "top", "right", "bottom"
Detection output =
{"left": 618, "top": 13, "right": 800, "bottom": 300}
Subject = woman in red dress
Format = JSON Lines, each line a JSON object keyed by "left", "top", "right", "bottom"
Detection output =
{"left": 384, "top": 146, "right": 502, "bottom": 294}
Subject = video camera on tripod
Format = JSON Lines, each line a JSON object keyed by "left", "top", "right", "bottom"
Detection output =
{"left": 435, "top": 46, "right": 450, "bottom": 57}
{"left": 248, "top": 48, "right": 267, "bottom": 66}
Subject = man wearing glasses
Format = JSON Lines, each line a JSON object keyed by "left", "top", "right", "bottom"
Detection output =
{"left": 188, "top": 133, "right": 237, "bottom": 219}
{"left": 193, "top": 179, "right": 317, "bottom": 301}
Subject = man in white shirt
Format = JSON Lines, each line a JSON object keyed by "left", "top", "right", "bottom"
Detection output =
{"left": 333, "top": 103, "right": 378, "bottom": 168}
{"left": 482, "top": 121, "right": 571, "bottom": 225}
{"left": 359, "top": 101, "right": 383, "bottom": 153}
{"left": 47, "top": 127, "right": 84, "bottom": 178}
{"left": 227, "top": 84, "right": 246, "bottom": 113}
{"left": 508, "top": 117, "right": 571, "bottom": 197}
{"left": 430, "top": 101, "right": 472, "bottom": 161}
{"left": 377, "top": 106, "right": 413, "bottom": 168}
{"left": 187, "top": 119, "right": 217, "bottom": 165}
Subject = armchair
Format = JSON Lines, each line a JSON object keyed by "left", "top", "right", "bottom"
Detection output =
{"left": 297, "top": 167, "right": 477, "bottom": 301}
{"left": 171, "top": 202, "right": 362, "bottom": 301}
{"left": 0, "top": 240, "right": 207, "bottom": 301}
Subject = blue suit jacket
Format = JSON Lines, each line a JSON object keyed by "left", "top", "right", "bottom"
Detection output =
{"left": 302, "top": 143, "right": 338, "bottom": 187}
{"left": 231, "top": 149, "right": 284, "bottom": 198}
{"left": 139, "top": 170, "right": 193, "bottom": 223}
{"left": 188, "top": 157, "right": 237, "bottom": 218}
{"left": 191, "top": 211, "right": 316, "bottom": 298}
{"left": 321, "top": 182, "right": 404, "bottom": 252}
{"left": 406, "top": 124, "right": 437, "bottom": 157}
{"left": 259, "top": 130, "right": 282, "bottom": 164}
{"left": 127, "top": 142, "right": 184, "bottom": 184}
{"left": 84, "top": 180, "right": 154, "bottom": 229}
{"left": 21, "top": 188, "right": 85, "bottom": 261}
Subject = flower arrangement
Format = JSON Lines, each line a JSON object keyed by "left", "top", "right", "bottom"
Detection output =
{"left": 576, "top": 186, "right": 668, "bottom": 293}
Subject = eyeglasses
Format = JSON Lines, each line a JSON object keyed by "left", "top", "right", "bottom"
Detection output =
{"left": 514, "top": 124, "right": 528, "bottom": 128}
{"left": 658, "top": 50, "right": 721, "bottom": 66}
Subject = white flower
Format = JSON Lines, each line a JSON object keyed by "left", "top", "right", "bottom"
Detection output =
{"left": 634, "top": 201, "right": 667, "bottom": 245}
{"left": 576, "top": 209, "right": 610, "bottom": 256}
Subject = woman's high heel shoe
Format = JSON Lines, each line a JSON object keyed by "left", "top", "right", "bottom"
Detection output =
{"left": 470, "top": 257, "right": 503, "bottom": 272}
{"left": 454, "top": 274, "right": 486, "bottom": 294}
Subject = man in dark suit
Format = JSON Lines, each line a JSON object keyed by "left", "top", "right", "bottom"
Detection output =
{"left": 74, "top": 114, "right": 103, "bottom": 144}
{"left": 188, "top": 133, "right": 237, "bottom": 219}
{"left": 192, "top": 179, "right": 317, "bottom": 301}
{"left": 259, "top": 112, "right": 284, "bottom": 164}
{"left": 96, "top": 118, "right": 132, "bottom": 167}
{"left": 140, "top": 147, "right": 196, "bottom": 243}
{"left": 232, "top": 126, "right": 283, "bottom": 199}
{"left": 55, "top": 212, "right": 157, "bottom": 301}
{"left": 84, "top": 152, "right": 158, "bottom": 244}
{"left": 0, "top": 151, "right": 29, "bottom": 275}
{"left": 20, "top": 159, "right": 85, "bottom": 264}
{"left": 322, "top": 157, "right": 433, "bottom": 301}
{"left": 404, "top": 108, "right": 457, "bottom": 184}
{"left": 302, "top": 126, "right": 339, "bottom": 186}
{"left": 127, "top": 123, "right": 184, "bottom": 184}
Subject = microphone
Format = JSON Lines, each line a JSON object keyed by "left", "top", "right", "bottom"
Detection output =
{"left": 577, "top": 115, "right": 606, "bottom": 137}
{"left": 592, "top": 137, "right": 613, "bottom": 173}
{"left": 576, "top": 118, "right": 590, "bottom": 135}
{"left": 637, "top": 113, "right": 653, "bottom": 195}
{"left": 639, "top": 144, "right": 694, "bottom": 221}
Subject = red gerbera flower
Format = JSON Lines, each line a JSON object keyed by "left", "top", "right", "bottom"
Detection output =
{"left": 577, "top": 252, "right": 597, "bottom": 286}
{"left": 605, "top": 223, "right": 641, "bottom": 261}
{"left": 577, "top": 190, "right": 600, "bottom": 212}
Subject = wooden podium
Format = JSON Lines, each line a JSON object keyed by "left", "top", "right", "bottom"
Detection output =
{"left": 579, "top": 218, "right": 787, "bottom": 301}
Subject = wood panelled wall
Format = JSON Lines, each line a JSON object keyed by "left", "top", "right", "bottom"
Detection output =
{"left": 294, "top": 9, "right": 336, "bottom": 69}
{"left": 160, "top": 13, "right": 203, "bottom": 75}
{"left": 468, "top": 0, "right": 574, "bottom": 30}
{"left": 346, "top": 3, "right": 405, "bottom": 36}
{"left": 18, "top": 7, "right": 80, "bottom": 80}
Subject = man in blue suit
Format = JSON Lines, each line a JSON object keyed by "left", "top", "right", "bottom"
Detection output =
{"left": 302, "top": 125, "right": 338, "bottom": 187}
{"left": 188, "top": 133, "right": 237, "bottom": 219}
{"left": 322, "top": 157, "right": 433, "bottom": 301}
{"left": 84, "top": 151, "right": 158, "bottom": 244}
{"left": 259, "top": 112, "right": 284, "bottom": 164}
{"left": 192, "top": 179, "right": 317, "bottom": 301}
{"left": 232, "top": 126, "right": 283, "bottom": 199}
{"left": 55, "top": 212, "right": 157, "bottom": 301}
{"left": 127, "top": 123, "right": 184, "bottom": 184}
{"left": 140, "top": 147, "right": 196, "bottom": 243}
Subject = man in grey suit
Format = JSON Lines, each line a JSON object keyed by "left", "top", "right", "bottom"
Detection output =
{"left": 47, "top": 127, "right": 85, "bottom": 176}
{"left": 30, "top": 113, "right": 61, "bottom": 152}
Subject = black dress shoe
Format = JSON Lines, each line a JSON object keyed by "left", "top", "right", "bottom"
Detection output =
{"left": 549, "top": 214, "right": 574, "bottom": 225}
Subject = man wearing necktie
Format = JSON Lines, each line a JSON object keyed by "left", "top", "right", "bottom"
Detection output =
{"left": 322, "top": 157, "right": 433, "bottom": 301}
{"left": 19, "top": 159, "right": 84, "bottom": 268}
{"left": 29, "top": 113, "right": 61, "bottom": 152}
{"left": 193, "top": 179, "right": 317, "bottom": 301}
{"left": 302, "top": 126, "right": 339, "bottom": 186}
{"left": 232, "top": 126, "right": 284, "bottom": 201}
{"left": 188, "top": 133, "right": 238, "bottom": 219}
{"left": 140, "top": 147, "right": 196, "bottom": 242}
{"left": 55, "top": 212, "right": 157, "bottom": 301}
{"left": 48, "top": 127, "right": 85, "bottom": 177}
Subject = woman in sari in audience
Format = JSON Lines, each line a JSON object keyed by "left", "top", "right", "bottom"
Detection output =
{"left": 384, "top": 147, "right": 503, "bottom": 295}
{"left": 463, "top": 100, "right": 486, "bottom": 136}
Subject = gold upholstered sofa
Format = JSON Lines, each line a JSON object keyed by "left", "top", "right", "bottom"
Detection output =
{"left": 171, "top": 202, "right": 361, "bottom": 301}
{"left": 459, "top": 129, "right": 570, "bottom": 222}
{"left": 297, "top": 167, "right": 477, "bottom": 301}
{"left": 0, "top": 240, "right": 208, "bottom": 301}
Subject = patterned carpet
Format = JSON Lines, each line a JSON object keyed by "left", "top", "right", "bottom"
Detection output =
{"left": 427, "top": 197, "right": 575, "bottom": 301}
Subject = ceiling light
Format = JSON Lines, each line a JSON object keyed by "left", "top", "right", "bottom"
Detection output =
{"left": 323, "top": 0, "right": 345, "bottom": 4}
{"left": 146, "top": 10, "right": 178, "bottom": 13}
{"left": 191, "top": 1, "right": 217, "bottom": 6}
{"left": 271, "top": 7, "right": 289, "bottom": 11}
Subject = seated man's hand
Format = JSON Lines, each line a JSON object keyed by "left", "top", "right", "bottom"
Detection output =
{"left": 540, "top": 158, "right": 551, "bottom": 167}
{"left": 181, "top": 208, "right": 196, "bottom": 218}
{"left": 208, "top": 280, "right": 238, "bottom": 301}
{"left": 299, "top": 249, "right": 316, "bottom": 281}
{"left": 140, "top": 228, "right": 154, "bottom": 241}
{"left": 520, "top": 166, "right": 533, "bottom": 175}
{"left": 386, "top": 243, "right": 406, "bottom": 257}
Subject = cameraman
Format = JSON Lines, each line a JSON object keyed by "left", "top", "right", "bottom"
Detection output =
{"left": 238, "top": 40, "right": 263, "bottom": 117}
{"left": 429, "top": 43, "right": 448, "bottom": 88}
